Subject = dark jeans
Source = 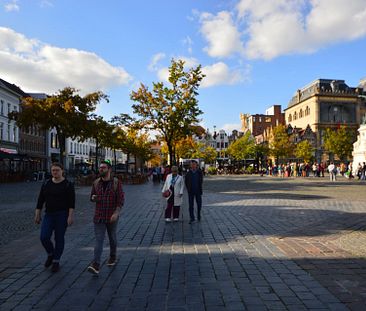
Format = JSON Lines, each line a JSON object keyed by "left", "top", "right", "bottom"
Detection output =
{"left": 188, "top": 192, "right": 202, "bottom": 220}
{"left": 165, "top": 202, "right": 180, "bottom": 219}
{"left": 93, "top": 221, "right": 118, "bottom": 264}
{"left": 40, "top": 211, "right": 68, "bottom": 262}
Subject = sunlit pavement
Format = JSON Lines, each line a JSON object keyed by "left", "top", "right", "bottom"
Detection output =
{"left": 0, "top": 175, "right": 365, "bottom": 310}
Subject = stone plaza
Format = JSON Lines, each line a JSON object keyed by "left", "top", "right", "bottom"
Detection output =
{"left": 0, "top": 176, "right": 366, "bottom": 310}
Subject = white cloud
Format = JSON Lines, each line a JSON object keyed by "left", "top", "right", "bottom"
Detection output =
{"left": 157, "top": 67, "right": 170, "bottom": 82}
{"left": 222, "top": 123, "right": 242, "bottom": 133}
{"left": 200, "top": 11, "right": 244, "bottom": 58}
{"left": 242, "top": 0, "right": 366, "bottom": 59}
{"left": 0, "top": 27, "right": 132, "bottom": 94}
{"left": 4, "top": 0, "right": 19, "bottom": 12}
{"left": 157, "top": 60, "right": 250, "bottom": 88}
{"left": 182, "top": 36, "right": 194, "bottom": 54}
{"left": 148, "top": 52, "right": 166, "bottom": 71}
{"left": 201, "top": 62, "right": 251, "bottom": 88}
{"left": 200, "top": 0, "right": 366, "bottom": 60}
{"left": 156, "top": 56, "right": 199, "bottom": 82}
{"left": 40, "top": 0, "right": 53, "bottom": 8}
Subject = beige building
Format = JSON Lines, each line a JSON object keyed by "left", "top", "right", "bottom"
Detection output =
{"left": 285, "top": 79, "right": 366, "bottom": 161}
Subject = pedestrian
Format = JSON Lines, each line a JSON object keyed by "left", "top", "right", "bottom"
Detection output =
{"left": 328, "top": 162, "right": 337, "bottom": 181}
{"left": 162, "top": 166, "right": 184, "bottom": 222}
{"left": 87, "top": 160, "right": 124, "bottom": 276}
{"left": 35, "top": 162, "right": 75, "bottom": 273}
{"left": 185, "top": 160, "right": 203, "bottom": 224}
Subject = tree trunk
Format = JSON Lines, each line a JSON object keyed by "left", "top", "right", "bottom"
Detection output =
{"left": 95, "top": 137, "right": 99, "bottom": 172}
{"left": 126, "top": 153, "right": 130, "bottom": 174}
{"left": 58, "top": 133, "right": 66, "bottom": 169}
{"left": 113, "top": 148, "right": 117, "bottom": 174}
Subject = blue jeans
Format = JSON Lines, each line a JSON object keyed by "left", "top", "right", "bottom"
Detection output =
{"left": 40, "top": 211, "right": 68, "bottom": 262}
{"left": 188, "top": 192, "right": 202, "bottom": 221}
{"left": 93, "top": 221, "right": 118, "bottom": 264}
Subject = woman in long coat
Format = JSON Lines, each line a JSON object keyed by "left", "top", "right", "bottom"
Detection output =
{"left": 162, "top": 166, "right": 184, "bottom": 222}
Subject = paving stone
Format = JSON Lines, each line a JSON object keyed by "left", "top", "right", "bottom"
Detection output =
{"left": 2, "top": 177, "right": 365, "bottom": 310}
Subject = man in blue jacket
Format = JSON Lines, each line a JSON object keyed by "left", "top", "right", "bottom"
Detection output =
{"left": 185, "top": 160, "right": 203, "bottom": 223}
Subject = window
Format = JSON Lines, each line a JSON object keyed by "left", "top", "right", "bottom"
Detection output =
{"left": 0, "top": 100, "right": 3, "bottom": 115}
{"left": 0, "top": 122, "right": 3, "bottom": 140}
{"left": 51, "top": 133, "right": 58, "bottom": 148}
{"left": 7, "top": 103, "right": 11, "bottom": 116}
{"left": 294, "top": 112, "right": 297, "bottom": 120}
{"left": 70, "top": 142, "right": 73, "bottom": 153}
{"left": 288, "top": 114, "right": 292, "bottom": 122}
{"left": 299, "top": 109, "right": 303, "bottom": 118}
{"left": 225, "top": 142, "right": 228, "bottom": 148}
{"left": 305, "top": 106, "right": 310, "bottom": 116}
{"left": 217, "top": 142, "right": 220, "bottom": 148}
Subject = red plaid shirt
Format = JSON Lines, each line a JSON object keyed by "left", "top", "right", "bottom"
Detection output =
{"left": 91, "top": 178, "right": 124, "bottom": 224}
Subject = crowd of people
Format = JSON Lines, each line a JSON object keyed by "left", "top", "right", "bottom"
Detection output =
{"left": 264, "top": 161, "right": 366, "bottom": 181}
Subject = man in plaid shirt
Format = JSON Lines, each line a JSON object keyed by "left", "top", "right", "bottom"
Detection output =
{"left": 87, "top": 160, "right": 124, "bottom": 275}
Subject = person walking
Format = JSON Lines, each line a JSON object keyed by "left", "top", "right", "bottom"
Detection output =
{"left": 162, "top": 166, "right": 184, "bottom": 222}
{"left": 185, "top": 160, "right": 203, "bottom": 224}
{"left": 328, "top": 162, "right": 337, "bottom": 181}
{"left": 35, "top": 162, "right": 75, "bottom": 273}
{"left": 87, "top": 160, "right": 124, "bottom": 276}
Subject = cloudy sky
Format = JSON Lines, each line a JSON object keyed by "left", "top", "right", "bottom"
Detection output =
{"left": 1, "top": 0, "right": 366, "bottom": 132}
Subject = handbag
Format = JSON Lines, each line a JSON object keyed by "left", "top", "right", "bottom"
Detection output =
{"left": 162, "top": 189, "right": 171, "bottom": 198}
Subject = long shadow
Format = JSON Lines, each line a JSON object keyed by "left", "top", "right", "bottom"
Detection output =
{"left": 1, "top": 179, "right": 366, "bottom": 310}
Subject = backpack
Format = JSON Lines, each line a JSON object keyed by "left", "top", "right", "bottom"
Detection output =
{"left": 93, "top": 177, "right": 119, "bottom": 192}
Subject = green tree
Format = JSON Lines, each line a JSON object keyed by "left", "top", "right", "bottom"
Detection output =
{"left": 86, "top": 116, "right": 114, "bottom": 170}
{"left": 324, "top": 126, "right": 357, "bottom": 161}
{"left": 175, "top": 136, "right": 196, "bottom": 160}
{"left": 295, "top": 140, "right": 314, "bottom": 163}
{"left": 195, "top": 144, "right": 217, "bottom": 164}
{"left": 9, "top": 87, "right": 108, "bottom": 166}
{"left": 227, "top": 132, "right": 255, "bottom": 160}
{"left": 130, "top": 59, "right": 204, "bottom": 164}
{"left": 269, "top": 124, "right": 293, "bottom": 163}
{"left": 254, "top": 143, "right": 270, "bottom": 169}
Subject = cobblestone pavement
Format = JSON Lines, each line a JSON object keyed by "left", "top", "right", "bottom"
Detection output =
{"left": 0, "top": 176, "right": 365, "bottom": 310}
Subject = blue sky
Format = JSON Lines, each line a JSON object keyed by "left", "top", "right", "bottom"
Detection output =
{"left": 1, "top": 0, "right": 366, "bottom": 133}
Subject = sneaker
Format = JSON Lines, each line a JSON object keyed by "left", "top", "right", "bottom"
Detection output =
{"left": 107, "top": 256, "right": 117, "bottom": 266}
{"left": 44, "top": 256, "right": 53, "bottom": 268}
{"left": 51, "top": 262, "right": 59, "bottom": 273}
{"left": 173, "top": 218, "right": 179, "bottom": 222}
{"left": 165, "top": 218, "right": 172, "bottom": 222}
{"left": 87, "top": 262, "right": 100, "bottom": 275}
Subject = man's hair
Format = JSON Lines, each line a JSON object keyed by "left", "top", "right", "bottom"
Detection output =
{"left": 191, "top": 160, "right": 198, "bottom": 164}
{"left": 51, "top": 162, "right": 64, "bottom": 170}
{"left": 100, "top": 160, "right": 112, "bottom": 168}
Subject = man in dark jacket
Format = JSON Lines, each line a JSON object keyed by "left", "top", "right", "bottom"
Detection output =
{"left": 185, "top": 160, "right": 203, "bottom": 223}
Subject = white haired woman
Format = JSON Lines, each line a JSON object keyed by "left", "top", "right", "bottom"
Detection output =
{"left": 162, "top": 166, "right": 184, "bottom": 222}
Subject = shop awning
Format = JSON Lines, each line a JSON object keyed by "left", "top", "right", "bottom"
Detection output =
{"left": 0, "top": 151, "right": 27, "bottom": 160}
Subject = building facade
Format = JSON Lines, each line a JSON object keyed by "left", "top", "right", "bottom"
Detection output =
{"left": 240, "top": 105, "right": 285, "bottom": 136}
{"left": 0, "top": 78, "right": 26, "bottom": 173}
{"left": 285, "top": 79, "right": 366, "bottom": 161}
